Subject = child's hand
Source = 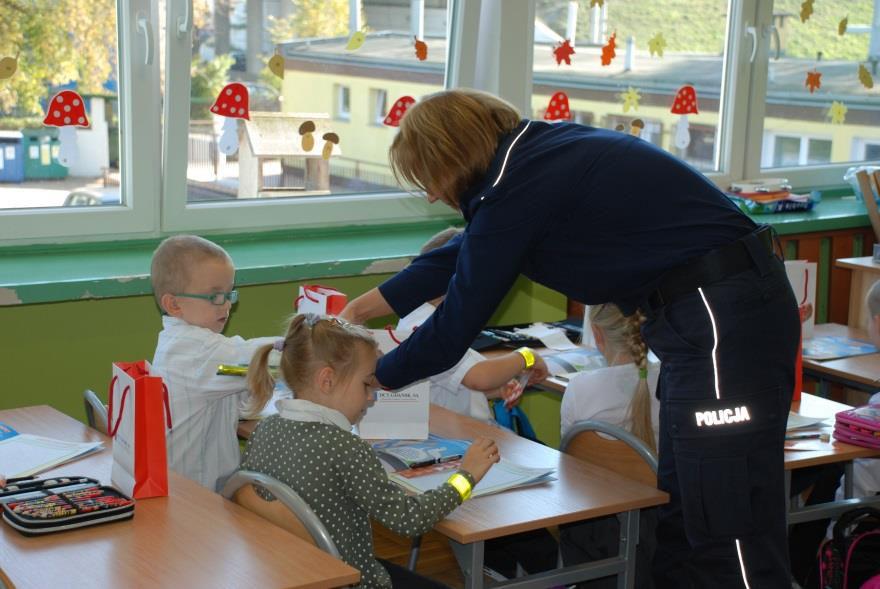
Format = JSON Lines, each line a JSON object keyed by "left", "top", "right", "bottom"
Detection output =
{"left": 526, "top": 355, "right": 550, "bottom": 385}
{"left": 460, "top": 437, "right": 500, "bottom": 484}
{"left": 500, "top": 378, "right": 525, "bottom": 409}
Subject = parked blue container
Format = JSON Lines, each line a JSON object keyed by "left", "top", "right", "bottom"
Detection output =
{"left": 0, "top": 131, "right": 24, "bottom": 183}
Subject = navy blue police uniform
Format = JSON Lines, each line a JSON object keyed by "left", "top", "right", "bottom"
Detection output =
{"left": 375, "top": 119, "right": 800, "bottom": 588}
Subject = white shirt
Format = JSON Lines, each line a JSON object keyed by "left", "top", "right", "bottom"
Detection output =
{"left": 152, "top": 316, "right": 276, "bottom": 491}
{"left": 560, "top": 362, "right": 661, "bottom": 447}
{"left": 397, "top": 303, "right": 492, "bottom": 421}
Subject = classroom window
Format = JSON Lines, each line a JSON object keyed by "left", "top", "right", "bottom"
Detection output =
{"left": 335, "top": 85, "right": 351, "bottom": 121}
{"left": 531, "top": 0, "right": 731, "bottom": 174}
{"left": 753, "top": 0, "right": 879, "bottom": 184}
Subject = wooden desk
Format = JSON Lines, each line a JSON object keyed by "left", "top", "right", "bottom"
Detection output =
{"left": 802, "top": 322, "right": 880, "bottom": 394}
{"left": 783, "top": 394, "right": 880, "bottom": 524}
{"left": 242, "top": 406, "right": 668, "bottom": 589}
{"left": 836, "top": 256, "right": 880, "bottom": 329}
{"left": 0, "top": 406, "right": 360, "bottom": 589}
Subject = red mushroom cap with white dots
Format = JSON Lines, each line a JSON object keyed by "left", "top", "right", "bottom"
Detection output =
{"left": 670, "top": 84, "right": 699, "bottom": 115}
{"left": 544, "top": 91, "right": 571, "bottom": 121}
{"left": 383, "top": 96, "right": 416, "bottom": 127}
{"left": 43, "top": 90, "right": 90, "bottom": 128}
{"left": 210, "top": 82, "right": 250, "bottom": 120}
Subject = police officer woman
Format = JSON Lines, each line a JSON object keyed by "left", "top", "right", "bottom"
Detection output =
{"left": 342, "top": 89, "right": 799, "bottom": 588}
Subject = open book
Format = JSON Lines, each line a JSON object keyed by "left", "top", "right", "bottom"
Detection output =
{"left": 802, "top": 336, "right": 878, "bottom": 361}
{"left": 0, "top": 428, "right": 103, "bottom": 479}
{"left": 388, "top": 458, "right": 555, "bottom": 498}
{"left": 372, "top": 435, "right": 471, "bottom": 470}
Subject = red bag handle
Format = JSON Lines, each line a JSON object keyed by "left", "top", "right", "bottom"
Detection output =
{"left": 107, "top": 375, "right": 130, "bottom": 438}
{"left": 107, "top": 375, "right": 173, "bottom": 437}
{"left": 385, "top": 325, "right": 402, "bottom": 345}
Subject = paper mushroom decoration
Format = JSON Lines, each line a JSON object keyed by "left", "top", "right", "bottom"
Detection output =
{"left": 210, "top": 82, "right": 250, "bottom": 155}
{"left": 543, "top": 92, "right": 571, "bottom": 121}
{"left": 299, "top": 121, "right": 316, "bottom": 152}
{"left": 321, "top": 133, "right": 339, "bottom": 160}
{"left": 43, "top": 90, "right": 90, "bottom": 168}
{"left": 670, "top": 84, "right": 699, "bottom": 150}
{"left": 383, "top": 96, "right": 416, "bottom": 127}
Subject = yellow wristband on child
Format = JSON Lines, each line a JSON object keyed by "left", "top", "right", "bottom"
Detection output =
{"left": 447, "top": 472, "right": 473, "bottom": 502}
{"left": 515, "top": 347, "right": 536, "bottom": 370}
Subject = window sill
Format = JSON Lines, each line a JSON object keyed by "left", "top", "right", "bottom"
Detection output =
{"left": 0, "top": 221, "right": 460, "bottom": 306}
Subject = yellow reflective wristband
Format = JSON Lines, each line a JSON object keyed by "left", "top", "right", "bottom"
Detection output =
{"left": 447, "top": 472, "right": 472, "bottom": 502}
{"left": 516, "top": 347, "right": 536, "bottom": 370}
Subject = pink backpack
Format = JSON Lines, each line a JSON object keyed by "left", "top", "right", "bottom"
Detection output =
{"left": 834, "top": 405, "right": 880, "bottom": 450}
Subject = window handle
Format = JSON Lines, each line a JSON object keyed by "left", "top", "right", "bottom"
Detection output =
{"left": 765, "top": 24, "right": 781, "bottom": 61}
{"left": 136, "top": 13, "right": 154, "bottom": 66}
{"left": 745, "top": 25, "right": 757, "bottom": 63}
{"left": 177, "top": 0, "right": 192, "bottom": 38}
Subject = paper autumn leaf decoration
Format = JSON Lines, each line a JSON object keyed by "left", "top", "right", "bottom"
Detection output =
{"left": 858, "top": 64, "right": 874, "bottom": 89}
{"left": 805, "top": 70, "right": 822, "bottom": 93}
{"left": 601, "top": 32, "right": 617, "bottom": 66}
{"left": 0, "top": 51, "right": 18, "bottom": 80}
{"left": 414, "top": 37, "right": 428, "bottom": 61}
{"left": 647, "top": 33, "right": 666, "bottom": 58}
{"left": 800, "top": 0, "right": 814, "bottom": 23}
{"left": 619, "top": 87, "right": 641, "bottom": 112}
{"left": 552, "top": 39, "right": 575, "bottom": 66}
{"left": 828, "top": 101, "right": 847, "bottom": 125}
{"left": 590, "top": 0, "right": 604, "bottom": 6}
{"left": 838, "top": 16, "right": 848, "bottom": 35}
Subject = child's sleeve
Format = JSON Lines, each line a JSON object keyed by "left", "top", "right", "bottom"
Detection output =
{"left": 431, "top": 349, "right": 486, "bottom": 395}
{"left": 338, "top": 437, "right": 462, "bottom": 537}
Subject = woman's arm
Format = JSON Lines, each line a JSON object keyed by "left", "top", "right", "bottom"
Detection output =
{"left": 339, "top": 288, "right": 393, "bottom": 324}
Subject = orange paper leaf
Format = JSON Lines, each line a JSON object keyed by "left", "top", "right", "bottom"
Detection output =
{"left": 805, "top": 70, "right": 822, "bottom": 93}
{"left": 414, "top": 37, "right": 428, "bottom": 61}
{"left": 601, "top": 32, "right": 617, "bottom": 66}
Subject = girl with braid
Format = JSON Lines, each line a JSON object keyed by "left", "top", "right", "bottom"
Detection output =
{"left": 559, "top": 302, "right": 660, "bottom": 588}
{"left": 560, "top": 303, "right": 659, "bottom": 450}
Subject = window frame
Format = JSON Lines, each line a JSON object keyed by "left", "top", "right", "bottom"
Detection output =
{"left": 0, "top": 0, "right": 162, "bottom": 246}
{"left": 335, "top": 85, "right": 352, "bottom": 122}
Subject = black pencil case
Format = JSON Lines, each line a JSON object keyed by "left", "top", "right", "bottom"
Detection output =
{"left": 0, "top": 476, "right": 134, "bottom": 536}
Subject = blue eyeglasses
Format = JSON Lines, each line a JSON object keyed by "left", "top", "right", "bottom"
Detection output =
{"left": 174, "top": 290, "right": 239, "bottom": 305}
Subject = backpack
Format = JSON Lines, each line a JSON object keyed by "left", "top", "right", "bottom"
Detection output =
{"left": 818, "top": 507, "right": 880, "bottom": 588}
{"left": 492, "top": 403, "right": 541, "bottom": 444}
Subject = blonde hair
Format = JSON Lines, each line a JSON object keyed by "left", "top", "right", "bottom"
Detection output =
{"left": 419, "top": 226, "right": 464, "bottom": 255}
{"left": 150, "top": 235, "right": 232, "bottom": 311}
{"left": 389, "top": 89, "right": 521, "bottom": 206}
{"left": 247, "top": 314, "right": 378, "bottom": 416}
{"left": 589, "top": 304, "right": 655, "bottom": 454}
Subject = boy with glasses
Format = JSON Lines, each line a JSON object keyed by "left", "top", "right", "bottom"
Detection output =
{"left": 150, "top": 235, "right": 277, "bottom": 491}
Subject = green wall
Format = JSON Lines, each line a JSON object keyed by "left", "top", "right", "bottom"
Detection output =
{"left": 0, "top": 274, "right": 565, "bottom": 425}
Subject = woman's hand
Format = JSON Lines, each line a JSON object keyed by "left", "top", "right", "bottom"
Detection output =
{"left": 460, "top": 437, "right": 500, "bottom": 484}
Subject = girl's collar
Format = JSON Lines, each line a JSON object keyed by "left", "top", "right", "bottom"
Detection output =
{"left": 276, "top": 398, "right": 352, "bottom": 431}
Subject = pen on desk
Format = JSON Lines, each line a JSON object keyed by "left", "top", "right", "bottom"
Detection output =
{"left": 408, "top": 455, "right": 462, "bottom": 470}
{"left": 785, "top": 433, "right": 830, "bottom": 441}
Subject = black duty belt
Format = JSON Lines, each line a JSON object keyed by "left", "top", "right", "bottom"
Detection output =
{"left": 643, "top": 226, "right": 775, "bottom": 313}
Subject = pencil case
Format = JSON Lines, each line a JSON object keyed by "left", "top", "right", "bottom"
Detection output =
{"left": 833, "top": 425, "right": 880, "bottom": 449}
{"left": 0, "top": 476, "right": 134, "bottom": 536}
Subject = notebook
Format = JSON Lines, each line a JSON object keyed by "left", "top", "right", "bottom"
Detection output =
{"left": 0, "top": 433, "right": 104, "bottom": 479}
{"left": 388, "top": 458, "right": 555, "bottom": 498}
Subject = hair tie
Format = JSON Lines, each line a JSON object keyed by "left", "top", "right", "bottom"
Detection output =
{"left": 273, "top": 339, "right": 285, "bottom": 351}
{"left": 638, "top": 367, "right": 648, "bottom": 379}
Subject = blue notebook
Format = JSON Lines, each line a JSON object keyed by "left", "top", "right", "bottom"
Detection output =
{"left": 0, "top": 422, "right": 18, "bottom": 442}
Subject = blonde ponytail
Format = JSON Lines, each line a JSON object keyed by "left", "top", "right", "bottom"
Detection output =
{"left": 244, "top": 343, "right": 276, "bottom": 419}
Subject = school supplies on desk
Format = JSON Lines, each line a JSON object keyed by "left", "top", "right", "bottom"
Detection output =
{"left": 372, "top": 435, "right": 471, "bottom": 471}
{"left": 0, "top": 477, "right": 134, "bottom": 536}
{"left": 541, "top": 348, "right": 607, "bottom": 377}
{"left": 802, "top": 336, "right": 878, "bottom": 361}
{"left": 0, "top": 433, "right": 103, "bottom": 478}
{"left": 0, "top": 422, "right": 18, "bottom": 442}
{"left": 388, "top": 459, "right": 555, "bottom": 498}
{"left": 833, "top": 404, "right": 880, "bottom": 450}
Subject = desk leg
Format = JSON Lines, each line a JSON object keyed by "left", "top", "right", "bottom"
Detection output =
{"left": 617, "top": 509, "right": 640, "bottom": 589}
{"left": 844, "top": 462, "right": 854, "bottom": 499}
{"left": 450, "top": 539, "right": 485, "bottom": 589}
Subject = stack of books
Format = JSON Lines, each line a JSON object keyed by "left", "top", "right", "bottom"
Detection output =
{"left": 727, "top": 178, "right": 817, "bottom": 214}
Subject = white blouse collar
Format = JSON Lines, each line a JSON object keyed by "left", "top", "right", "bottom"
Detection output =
{"left": 276, "top": 398, "right": 352, "bottom": 431}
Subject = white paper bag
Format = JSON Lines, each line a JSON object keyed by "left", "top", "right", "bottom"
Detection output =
{"left": 295, "top": 284, "right": 348, "bottom": 316}
{"left": 785, "top": 260, "right": 817, "bottom": 338}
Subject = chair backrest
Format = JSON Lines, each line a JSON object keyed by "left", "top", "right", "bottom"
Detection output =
{"left": 221, "top": 470, "right": 341, "bottom": 558}
{"left": 560, "top": 420, "right": 658, "bottom": 488}
{"left": 83, "top": 389, "right": 108, "bottom": 435}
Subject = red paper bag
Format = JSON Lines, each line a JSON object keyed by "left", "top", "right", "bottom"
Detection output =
{"left": 108, "top": 360, "right": 172, "bottom": 499}
{"left": 295, "top": 284, "right": 348, "bottom": 316}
